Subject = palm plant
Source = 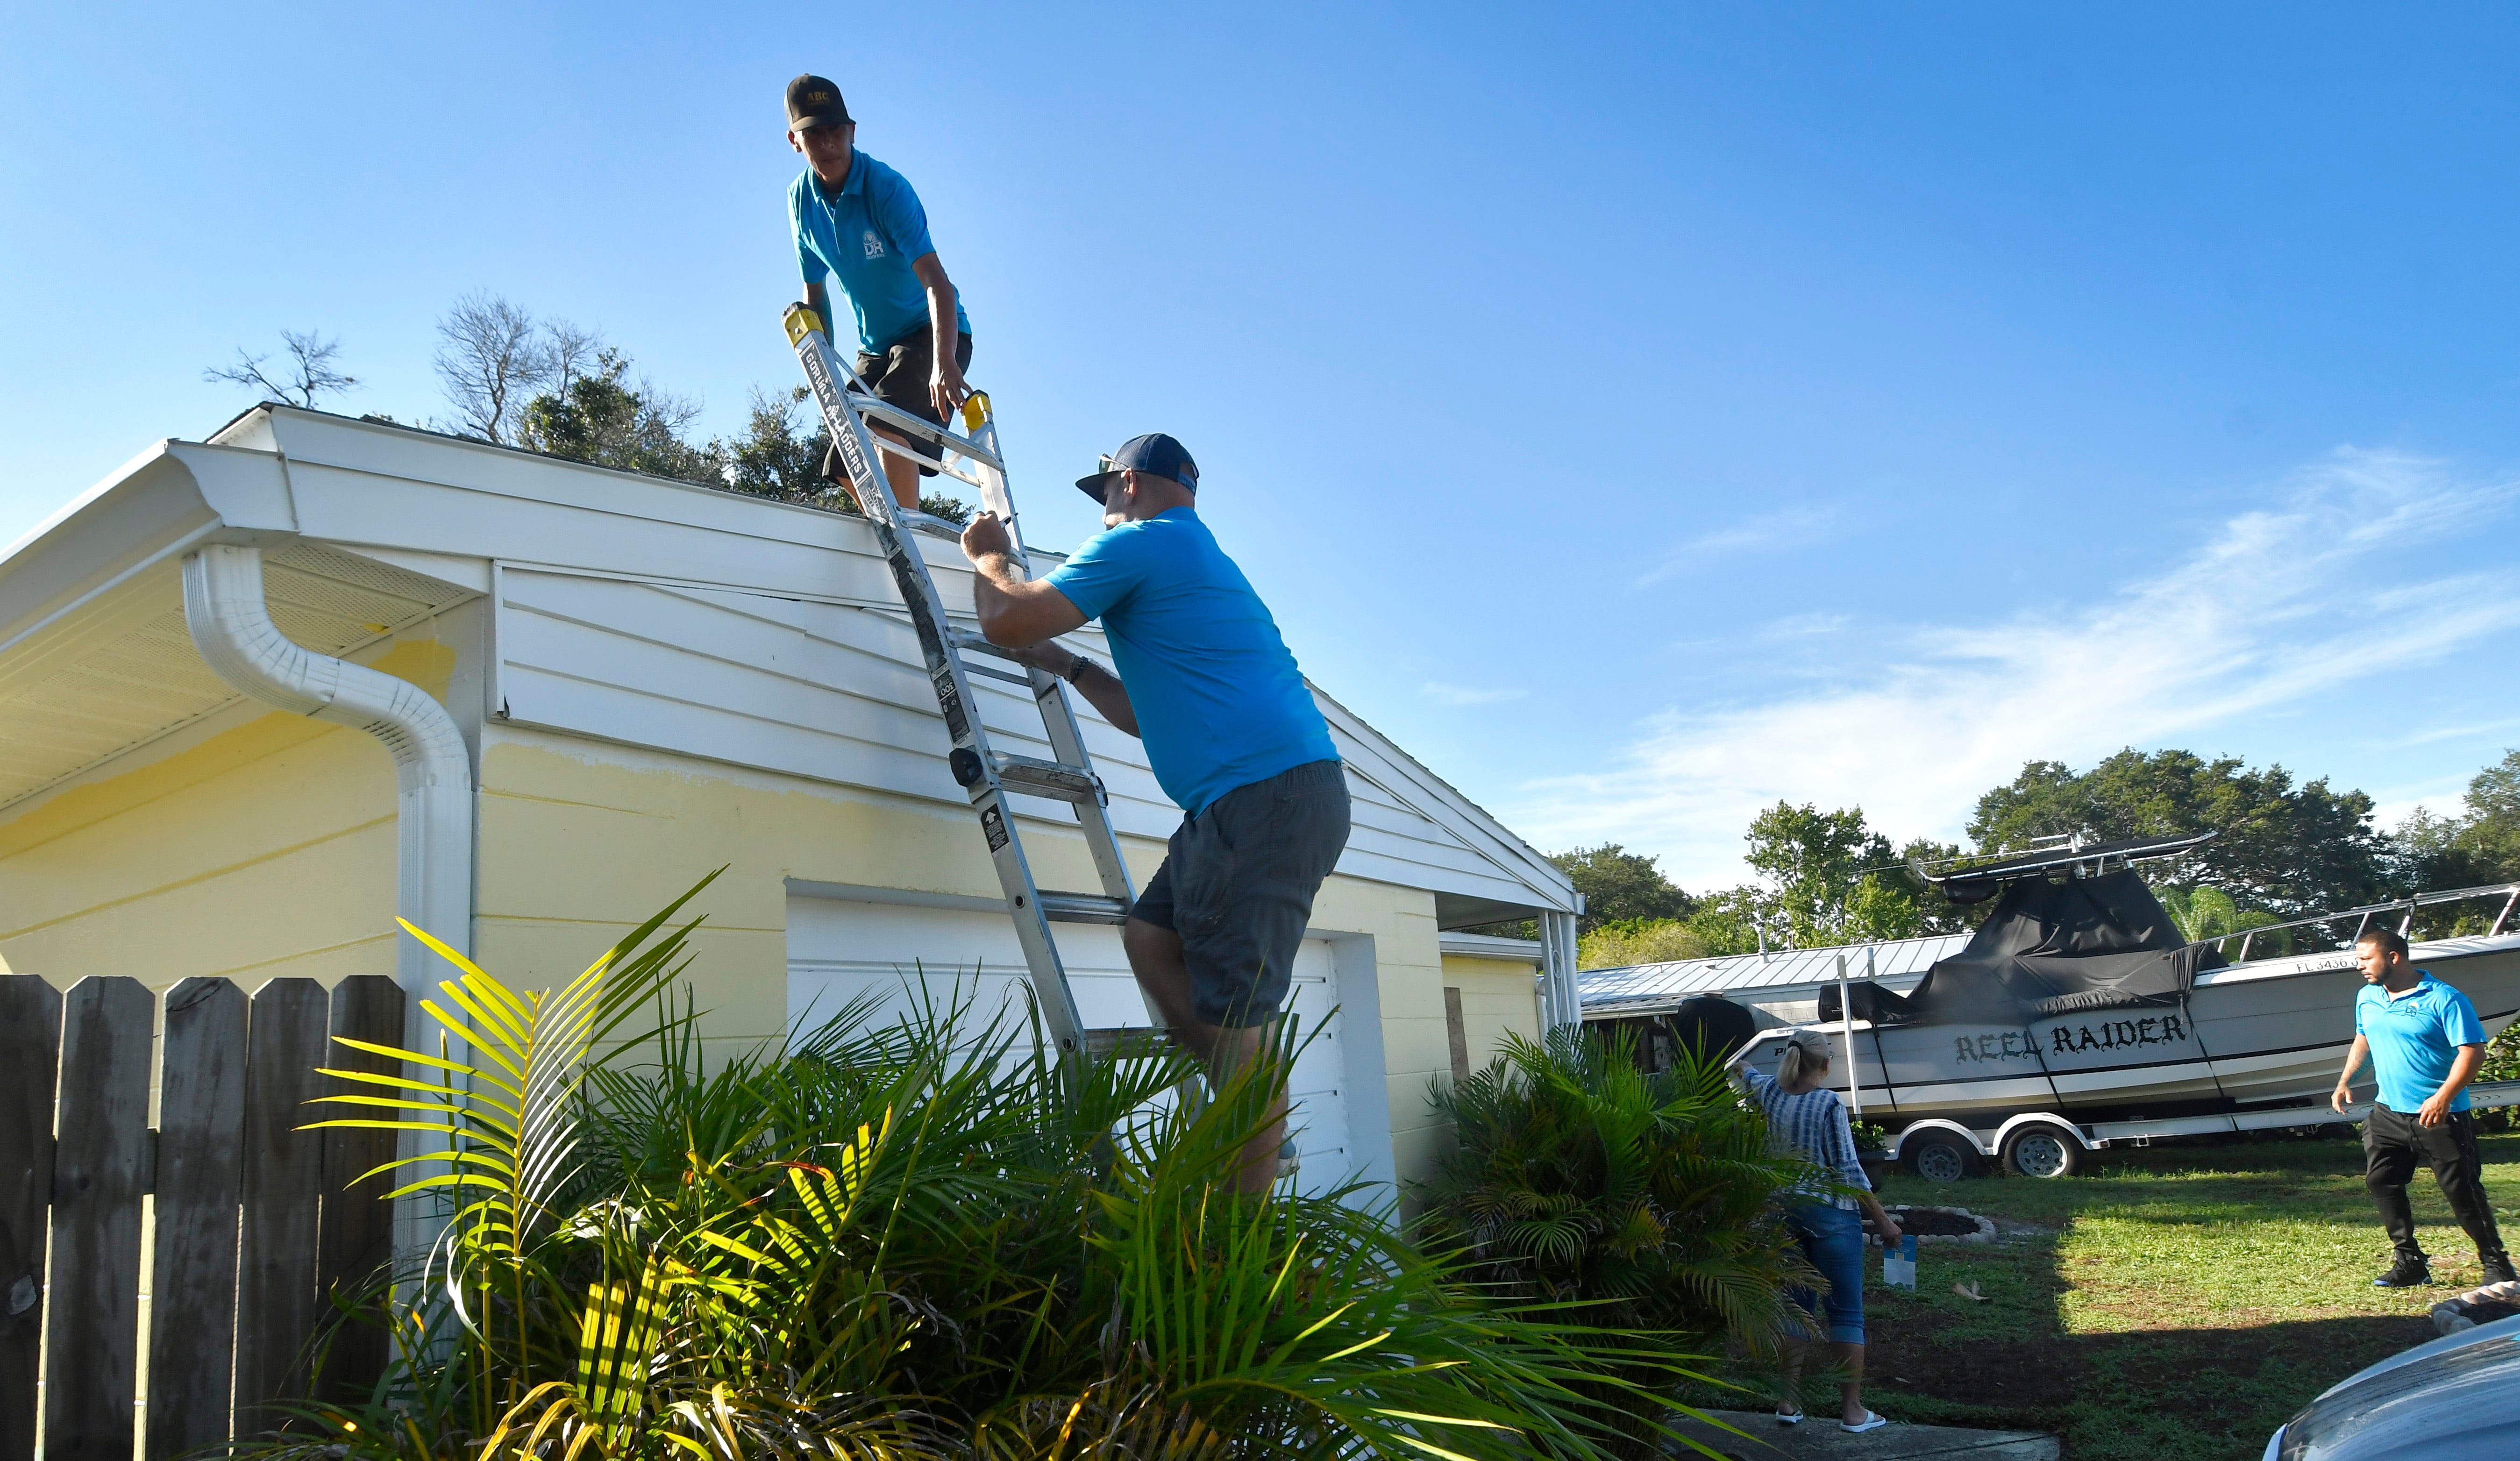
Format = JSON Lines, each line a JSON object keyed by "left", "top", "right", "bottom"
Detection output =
{"left": 2157, "top": 884, "right": 2290, "bottom": 955}
{"left": 296, "top": 871, "right": 724, "bottom": 1451}
{"left": 1418, "top": 1026, "right": 1812, "bottom": 1351}
{"left": 245, "top": 881, "right": 1734, "bottom": 1461}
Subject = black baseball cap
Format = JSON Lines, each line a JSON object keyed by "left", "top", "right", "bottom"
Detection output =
{"left": 786, "top": 74, "right": 852, "bottom": 132}
{"left": 1076, "top": 433, "right": 1200, "bottom": 502}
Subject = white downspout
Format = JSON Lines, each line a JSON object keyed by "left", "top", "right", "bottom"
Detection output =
{"left": 180, "top": 543, "right": 475, "bottom": 987}
{"left": 183, "top": 543, "right": 472, "bottom": 1262}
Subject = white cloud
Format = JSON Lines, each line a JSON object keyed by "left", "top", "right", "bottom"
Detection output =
{"left": 1760, "top": 612, "right": 1850, "bottom": 641}
{"left": 1632, "top": 504, "right": 1846, "bottom": 588}
{"left": 1423, "top": 681, "right": 1528, "bottom": 707}
{"left": 1507, "top": 449, "right": 2520, "bottom": 891}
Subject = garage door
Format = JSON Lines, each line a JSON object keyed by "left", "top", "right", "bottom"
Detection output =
{"left": 787, "top": 894, "right": 1352, "bottom": 1195}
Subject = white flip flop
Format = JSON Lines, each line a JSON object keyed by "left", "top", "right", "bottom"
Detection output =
{"left": 1774, "top": 1406, "right": 1805, "bottom": 1426}
{"left": 1841, "top": 1409, "right": 1889, "bottom": 1434}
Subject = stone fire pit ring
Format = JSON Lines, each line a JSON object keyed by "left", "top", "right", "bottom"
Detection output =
{"left": 1861, "top": 1204, "right": 1996, "bottom": 1245}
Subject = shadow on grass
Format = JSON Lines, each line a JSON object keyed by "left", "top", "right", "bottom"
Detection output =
{"left": 1837, "top": 1133, "right": 2520, "bottom": 1460}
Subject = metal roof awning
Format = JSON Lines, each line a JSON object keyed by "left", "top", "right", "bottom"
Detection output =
{"left": 1579, "top": 931, "right": 1972, "bottom": 1019}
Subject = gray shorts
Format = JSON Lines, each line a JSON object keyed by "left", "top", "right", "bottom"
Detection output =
{"left": 1130, "top": 759, "right": 1351, "bottom": 1028}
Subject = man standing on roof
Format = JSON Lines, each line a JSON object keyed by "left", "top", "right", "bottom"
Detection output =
{"left": 784, "top": 74, "right": 972, "bottom": 513}
{"left": 2333, "top": 926, "right": 2516, "bottom": 1288}
{"left": 960, "top": 434, "right": 1350, "bottom": 1193}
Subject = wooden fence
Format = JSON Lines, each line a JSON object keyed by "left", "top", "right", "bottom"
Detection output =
{"left": 0, "top": 972, "right": 407, "bottom": 1461}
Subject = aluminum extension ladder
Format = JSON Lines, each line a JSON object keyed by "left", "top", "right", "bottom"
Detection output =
{"left": 782, "top": 303, "right": 1158, "bottom": 1066}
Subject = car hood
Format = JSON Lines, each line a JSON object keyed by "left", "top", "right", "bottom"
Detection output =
{"left": 2272, "top": 1313, "right": 2520, "bottom": 1460}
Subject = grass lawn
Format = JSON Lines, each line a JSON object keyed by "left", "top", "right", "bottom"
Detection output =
{"left": 1726, "top": 1130, "right": 2520, "bottom": 1460}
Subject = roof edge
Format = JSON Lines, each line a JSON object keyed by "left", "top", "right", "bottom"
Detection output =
{"left": 0, "top": 438, "right": 298, "bottom": 661}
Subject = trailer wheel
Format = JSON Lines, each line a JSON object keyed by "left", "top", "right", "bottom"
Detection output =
{"left": 2001, "top": 1126, "right": 2083, "bottom": 1179}
{"left": 1904, "top": 1130, "right": 1978, "bottom": 1183}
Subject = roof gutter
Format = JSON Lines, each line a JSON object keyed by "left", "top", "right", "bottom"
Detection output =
{"left": 180, "top": 543, "right": 475, "bottom": 990}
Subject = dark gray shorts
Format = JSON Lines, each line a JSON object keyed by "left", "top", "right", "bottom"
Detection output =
{"left": 1130, "top": 759, "right": 1351, "bottom": 1028}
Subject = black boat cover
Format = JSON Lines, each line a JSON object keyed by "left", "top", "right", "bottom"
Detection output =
{"left": 1666, "top": 994, "right": 1759, "bottom": 1062}
{"left": 1820, "top": 869, "right": 2222, "bottom": 1025}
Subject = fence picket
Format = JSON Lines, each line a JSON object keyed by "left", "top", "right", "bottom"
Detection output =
{"left": 43, "top": 976, "right": 154, "bottom": 1461}
{"left": 145, "top": 978, "right": 248, "bottom": 1459}
{"left": 234, "top": 979, "right": 329, "bottom": 1435}
{"left": 316, "top": 976, "right": 405, "bottom": 1404}
{"left": 0, "top": 976, "right": 63, "bottom": 1458}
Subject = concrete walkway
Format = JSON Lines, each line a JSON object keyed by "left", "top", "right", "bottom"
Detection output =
{"left": 1668, "top": 1409, "right": 2061, "bottom": 1461}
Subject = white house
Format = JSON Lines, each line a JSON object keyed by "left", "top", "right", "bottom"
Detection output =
{"left": 0, "top": 405, "right": 1577, "bottom": 1196}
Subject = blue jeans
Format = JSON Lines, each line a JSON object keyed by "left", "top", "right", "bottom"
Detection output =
{"left": 1784, "top": 1201, "right": 1866, "bottom": 1345}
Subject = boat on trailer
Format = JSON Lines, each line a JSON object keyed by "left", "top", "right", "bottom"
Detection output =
{"left": 1579, "top": 835, "right": 2520, "bottom": 1181}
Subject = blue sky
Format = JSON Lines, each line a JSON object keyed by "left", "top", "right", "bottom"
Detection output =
{"left": 8, "top": 3, "right": 2520, "bottom": 891}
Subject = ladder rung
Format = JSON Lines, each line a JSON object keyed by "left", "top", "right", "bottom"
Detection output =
{"left": 946, "top": 627, "right": 1022, "bottom": 661}
{"left": 1082, "top": 1026, "right": 1182, "bottom": 1060}
{"left": 846, "top": 391, "right": 1006, "bottom": 472}
{"left": 959, "top": 659, "right": 1032, "bottom": 686}
{"left": 896, "top": 510, "right": 966, "bottom": 542}
{"left": 994, "top": 753, "right": 1103, "bottom": 804}
{"left": 1037, "top": 891, "right": 1132, "bottom": 925}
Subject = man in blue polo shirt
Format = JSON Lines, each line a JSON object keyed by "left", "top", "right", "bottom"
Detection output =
{"left": 2332, "top": 926, "right": 2514, "bottom": 1287}
{"left": 959, "top": 433, "right": 1350, "bottom": 1193}
{"left": 784, "top": 73, "right": 972, "bottom": 513}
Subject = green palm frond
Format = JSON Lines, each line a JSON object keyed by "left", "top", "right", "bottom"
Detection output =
{"left": 246, "top": 883, "right": 1737, "bottom": 1461}
{"left": 298, "top": 868, "right": 722, "bottom": 1435}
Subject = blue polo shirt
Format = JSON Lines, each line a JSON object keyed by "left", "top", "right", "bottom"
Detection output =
{"left": 789, "top": 150, "right": 972, "bottom": 355}
{"left": 1042, "top": 509, "right": 1337, "bottom": 818}
{"left": 2356, "top": 973, "right": 2488, "bottom": 1113}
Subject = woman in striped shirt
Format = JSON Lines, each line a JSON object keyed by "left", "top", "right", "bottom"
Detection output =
{"left": 1739, "top": 1028, "right": 1902, "bottom": 1433}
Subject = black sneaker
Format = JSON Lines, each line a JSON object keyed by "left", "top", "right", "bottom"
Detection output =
{"left": 2482, "top": 1254, "right": 2517, "bottom": 1286}
{"left": 2374, "top": 1257, "right": 2433, "bottom": 1288}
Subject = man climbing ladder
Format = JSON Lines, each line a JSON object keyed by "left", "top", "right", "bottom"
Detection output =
{"left": 961, "top": 435, "right": 1351, "bottom": 1194}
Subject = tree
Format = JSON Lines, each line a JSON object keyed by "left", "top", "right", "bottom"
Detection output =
{"left": 1743, "top": 803, "right": 1885, "bottom": 947}
{"left": 1552, "top": 843, "right": 1692, "bottom": 934}
{"left": 2398, "top": 748, "right": 2520, "bottom": 893}
{"left": 514, "top": 348, "right": 720, "bottom": 486}
{"left": 1970, "top": 748, "right": 2392, "bottom": 920}
{"left": 1677, "top": 886, "right": 1768, "bottom": 958}
{"left": 426, "top": 291, "right": 972, "bottom": 520}
{"left": 204, "top": 328, "right": 358, "bottom": 407}
{"left": 1575, "top": 918, "right": 1709, "bottom": 969}
{"left": 1731, "top": 804, "right": 1968, "bottom": 948}
{"left": 434, "top": 292, "right": 551, "bottom": 444}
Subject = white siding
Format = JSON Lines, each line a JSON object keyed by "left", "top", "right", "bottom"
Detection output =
{"left": 493, "top": 562, "right": 1563, "bottom": 911}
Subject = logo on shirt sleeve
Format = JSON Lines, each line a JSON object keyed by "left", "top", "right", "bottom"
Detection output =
{"left": 862, "top": 228, "right": 886, "bottom": 259}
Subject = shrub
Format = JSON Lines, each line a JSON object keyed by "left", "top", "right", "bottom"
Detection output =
{"left": 251, "top": 879, "right": 1723, "bottom": 1460}
{"left": 1419, "top": 1026, "right": 1812, "bottom": 1351}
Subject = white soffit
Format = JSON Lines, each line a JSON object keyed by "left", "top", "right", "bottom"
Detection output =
{"left": 0, "top": 542, "right": 477, "bottom": 812}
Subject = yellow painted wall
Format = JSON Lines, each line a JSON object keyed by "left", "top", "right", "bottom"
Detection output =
{"left": 0, "top": 638, "right": 455, "bottom": 989}
{"left": 1441, "top": 952, "right": 1544, "bottom": 1076}
{"left": 470, "top": 729, "right": 1460, "bottom": 1182}
{"left": 2, "top": 661, "right": 1472, "bottom": 1188}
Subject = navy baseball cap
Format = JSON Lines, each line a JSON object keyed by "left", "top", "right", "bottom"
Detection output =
{"left": 1076, "top": 433, "right": 1199, "bottom": 502}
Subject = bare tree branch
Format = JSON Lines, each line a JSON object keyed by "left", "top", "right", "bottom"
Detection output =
{"left": 544, "top": 318, "right": 602, "bottom": 397}
{"left": 204, "top": 330, "right": 358, "bottom": 408}
{"left": 434, "top": 292, "right": 548, "bottom": 443}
